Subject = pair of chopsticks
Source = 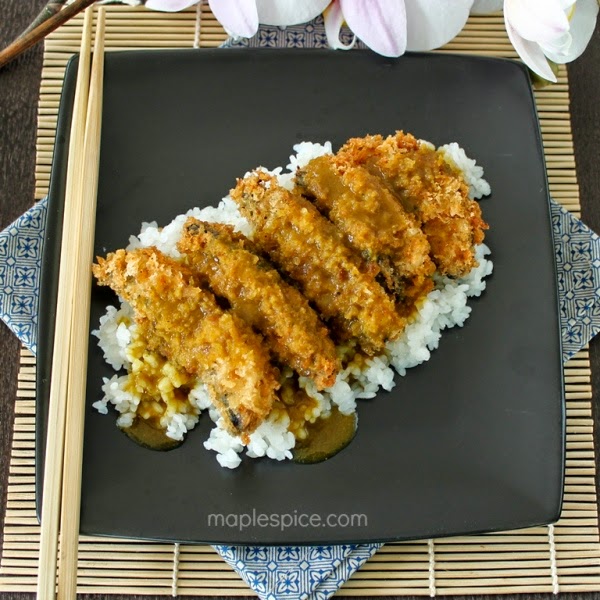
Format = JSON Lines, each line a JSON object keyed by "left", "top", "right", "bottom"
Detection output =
{"left": 37, "top": 7, "right": 105, "bottom": 600}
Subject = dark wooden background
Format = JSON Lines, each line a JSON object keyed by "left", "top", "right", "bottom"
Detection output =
{"left": 1, "top": 2, "right": 599, "bottom": 599}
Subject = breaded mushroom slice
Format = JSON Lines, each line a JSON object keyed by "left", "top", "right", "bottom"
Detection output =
{"left": 337, "top": 131, "right": 488, "bottom": 277}
{"left": 178, "top": 218, "right": 340, "bottom": 389}
{"left": 92, "top": 247, "right": 279, "bottom": 438}
{"left": 296, "top": 154, "right": 435, "bottom": 307}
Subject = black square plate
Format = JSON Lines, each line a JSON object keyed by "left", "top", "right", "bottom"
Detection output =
{"left": 37, "top": 49, "right": 564, "bottom": 545}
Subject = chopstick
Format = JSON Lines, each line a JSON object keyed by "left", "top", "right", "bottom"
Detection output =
{"left": 36, "top": 7, "right": 93, "bottom": 597}
{"left": 36, "top": 7, "right": 105, "bottom": 600}
{"left": 57, "top": 9, "right": 106, "bottom": 599}
{"left": 0, "top": 0, "right": 97, "bottom": 70}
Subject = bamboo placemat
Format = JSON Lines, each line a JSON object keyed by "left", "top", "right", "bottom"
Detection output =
{"left": 1, "top": 5, "right": 599, "bottom": 596}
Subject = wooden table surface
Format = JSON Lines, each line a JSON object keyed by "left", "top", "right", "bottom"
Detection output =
{"left": 1, "top": 2, "right": 599, "bottom": 599}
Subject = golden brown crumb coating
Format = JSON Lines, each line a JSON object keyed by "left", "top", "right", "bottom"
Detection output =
{"left": 230, "top": 171, "right": 405, "bottom": 355}
{"left": 92, "top": 247, "right": 279, "bottom": 437}
{"left": 178, "top": 218, "right": 340, "bottom": 389}
{"left": 296, "top": 154, "right": 435, "bottom": 306}
{"left": 337, "top": 131, "right": 488, "bottom": 277}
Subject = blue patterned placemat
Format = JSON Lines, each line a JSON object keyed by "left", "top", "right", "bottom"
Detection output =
{"left": 0, "top": 200, "right": 46, "bottom": 355}
{"left": 221, "top": 15, "right": 365, "bottom": 50}
{"left": 552, "top": 202, "right": 600, "bottom": 355}
{"left": 215, "top": 544, "right": 381, "bottom": 600}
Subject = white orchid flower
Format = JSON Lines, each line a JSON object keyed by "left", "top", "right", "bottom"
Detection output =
{"left": 145, "top": 0, "right": 598, "bottom": 70}
{"left": 324, "top": 0, "right": 475, "bottom": 57}
{"left": 144, "top": 0, "right": 330, "bottom": 38}
{"left": 145, "top": 0, "right": 476, "bottom": 56}
{"left": 472, "top": 0, "right": 598, "bottom": 83}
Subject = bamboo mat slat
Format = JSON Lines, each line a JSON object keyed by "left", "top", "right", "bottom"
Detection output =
{"left": 1, "top": 4, "right": 599, "bottom": 597}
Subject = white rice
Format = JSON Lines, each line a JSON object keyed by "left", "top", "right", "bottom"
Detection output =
{"left": 439, "top": 142, "right": 492, "bottom": 199}
{"left": 93, "top": 139, "right": 493, "bottom": 468}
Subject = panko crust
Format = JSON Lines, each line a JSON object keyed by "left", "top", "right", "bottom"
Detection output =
{"left": 337, "top": 131, "right": 488, "bottom": 277}
{"left": 297, "top": 154, "right": 435, "bottom": 306}
{"left": 93, "top": 247, "right": 279, "bottom": 437}
{"left": 178, "top": 218, "right": 340, "bottom": 389}
{"left": 231, "top": 171, "right": 405, "bottom": 355}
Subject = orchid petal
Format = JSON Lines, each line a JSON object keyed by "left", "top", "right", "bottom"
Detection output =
{"left": 405, "top": 0, "right": 473, "bottom": 51}
{"left": 208, "top": 0, "right": 258, "bottom": 37}
{"left": 470, "top": 0, "right": 503, "bottom": 15}
{"left": 324, "top": 1, "right": 356, "bottom": 50}
{"left": 505, "top": 14, "right": 557, "bottom": 82}
{"left": 145, "top": 0, "right": 198, "bottom": 11}
{"left": 255, "top": 0, "right": 331, "bottom": 26}
{"left": 505, "top": 0, "right": 569, "bottom": 44}
{"left": 543, "top": 0, "right": 598, "bottom": 63}
{"left": 539, "top": 31, "right": 572, "bottom": 58}
{"left": 558, "top": 0, "right": 577, "bottom": 10}
{"left": 339, "top": 0, "right": 407, "bottom": 57}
